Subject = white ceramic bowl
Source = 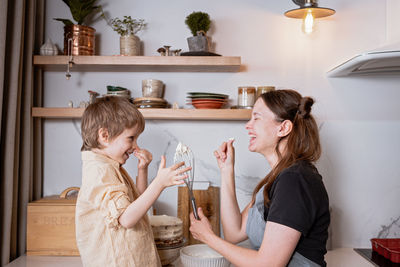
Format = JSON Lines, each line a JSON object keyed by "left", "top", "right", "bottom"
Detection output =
{"left": 180, "top": 244, "right": 230, "bottom": 267}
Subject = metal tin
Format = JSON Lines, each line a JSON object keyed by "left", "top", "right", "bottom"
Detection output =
{"left": 63, "top": 25, "right": 95, "bottom": 56}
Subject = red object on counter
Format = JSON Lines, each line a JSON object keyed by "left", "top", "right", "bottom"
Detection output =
{"left": 371, "top": 238, "right": 400, "bottom": 263}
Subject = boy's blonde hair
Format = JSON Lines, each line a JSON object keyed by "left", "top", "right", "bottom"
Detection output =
{"left": 81, "top": 96, "right": 145, "bottom": 151}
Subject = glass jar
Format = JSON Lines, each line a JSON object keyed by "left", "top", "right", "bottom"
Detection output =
{"left": 256, "top": 86, "right": 275, "bottom": 98}
{"left": 238, "top": 86, "right": 256, "bottom": 107}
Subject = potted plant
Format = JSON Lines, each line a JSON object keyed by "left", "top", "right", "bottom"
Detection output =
{"left": 107, "top": 16, "right": 146, "bottom": 56}
{"left": 54, "top": 0, "right": 103, "bottom": 56}
{"left": 185, "top": 11, "right": 211, "bottom": 52}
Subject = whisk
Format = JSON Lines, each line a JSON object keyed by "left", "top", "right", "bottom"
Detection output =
{"left": 174, "top": 142, "right": 199, "bottom": 220}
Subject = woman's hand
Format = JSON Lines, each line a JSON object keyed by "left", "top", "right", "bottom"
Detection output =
{"left": 134, "top": 148, "right": 153, "bottom": 170}
{"left": 189, "top": 207, "right": 215, "bottom": 244}
{"left": 155, "top": 155, "right": 190, "bottom": 188}
{"left": 213, "top": 139, "right": 235, "bottom": 172}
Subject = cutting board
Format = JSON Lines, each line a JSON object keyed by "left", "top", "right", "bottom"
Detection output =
{"left": 177, "top": 184, "right": 220, "bottom": 245}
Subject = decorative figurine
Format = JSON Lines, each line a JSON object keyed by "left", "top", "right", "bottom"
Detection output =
{"left": 157, "top": 47, "right": 166, "bottom": 56}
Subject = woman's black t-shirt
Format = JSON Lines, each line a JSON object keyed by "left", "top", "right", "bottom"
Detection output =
{"left": 264, "top": 161, "right": 330, "bottom": 266}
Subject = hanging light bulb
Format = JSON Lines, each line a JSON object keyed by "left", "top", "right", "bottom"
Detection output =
{"left": 302, "top": 9, "right": 315, "bottom": 34}
{"left": 285, "top": 0, "right": 335, "bottom": 35}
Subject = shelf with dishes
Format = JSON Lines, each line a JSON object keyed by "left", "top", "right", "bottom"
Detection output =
{"left": 31, "top": 107, "right": 251, "bottom": 120}
{"left": 33, "top": 55, "right": 241, "bottom": 72}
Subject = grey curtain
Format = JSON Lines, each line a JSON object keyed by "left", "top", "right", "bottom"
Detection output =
{"left": 0, "top": 0, "right": 44, "bottom": 264}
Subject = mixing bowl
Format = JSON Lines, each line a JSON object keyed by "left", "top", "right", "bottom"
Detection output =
{"left": 180, "top": 244, "right": 230, "bottom": 267}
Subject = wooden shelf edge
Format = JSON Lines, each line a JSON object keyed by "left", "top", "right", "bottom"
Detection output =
{"left": 32, "top": 107, "right": 251, "bottom": 120}
{"left": 33, "top": 55, "right": 241, "bottom": 72}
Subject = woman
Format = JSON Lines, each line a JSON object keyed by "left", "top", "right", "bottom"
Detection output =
{"left": 189, "top": 90, "right": 330, "bottom": 267}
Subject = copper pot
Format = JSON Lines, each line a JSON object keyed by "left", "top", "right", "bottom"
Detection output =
{"left": 63, "top": 25, "right": 95, "bottom": 56}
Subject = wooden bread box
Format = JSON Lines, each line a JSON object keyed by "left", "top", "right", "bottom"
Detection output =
{"left": 27, "top": 187, "right": 80, "bottom": 255}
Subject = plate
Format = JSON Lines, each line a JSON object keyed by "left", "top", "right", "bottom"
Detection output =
{"left": 187, "top": 95, "right": 228, "bottom": 100}
{"left": 189, "top": 99, "right": 227, "bottom": 103}
{"left": 180, "top": 51, "right": 221, "bottom": 56}
{"left": 188, "top": 92, "right": 229, "bottom": 97}
{"left": 133, "top": 97, "right": 167, "bottom": 103}
{"left": 135, "top": 104, "right": 168, "bottom": 109}
{"left": 191, "top": 102, "right": 224, "bottom": 109}
{"left": 102, "top": 94, "right": 131, "bottom": 99}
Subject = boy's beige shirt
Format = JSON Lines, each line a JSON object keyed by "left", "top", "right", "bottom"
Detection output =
{"left": 76, "top": 151, "right": 161, "bottom": 267}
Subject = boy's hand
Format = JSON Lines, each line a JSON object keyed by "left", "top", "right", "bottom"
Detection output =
{"left": 155, "top": 155, "right": 191, "bottom": 188}
{"left": 134, "top": 148, "right": 153, "bottom": 170}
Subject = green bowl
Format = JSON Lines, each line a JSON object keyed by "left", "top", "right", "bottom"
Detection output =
{"left": 107, "top": 85, "right": 127, "bottom": 92}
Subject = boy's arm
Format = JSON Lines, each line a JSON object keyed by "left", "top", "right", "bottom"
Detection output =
{"left": 119, "top": 156, "right": 189, "bottom": 228}
{"left": 134, "top": 149, "right": 152, "bottom": 194}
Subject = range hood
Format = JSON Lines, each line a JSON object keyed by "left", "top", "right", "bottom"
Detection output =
{"left": 327, "top": 43, "right": 400, "bottom": 77}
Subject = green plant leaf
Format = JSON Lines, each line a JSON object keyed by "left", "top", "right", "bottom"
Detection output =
{"left": 185, "top": 11, "right": 211, "bottom": 36}
{"left": 53, "top": 18, "right": 74, "bottom": 26}
{"left": 56, "top": 0, "right": 102, "bottom": 25}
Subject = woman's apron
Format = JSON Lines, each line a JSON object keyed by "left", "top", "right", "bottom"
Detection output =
{"left": 245, "top": 187, "right": 320, "bottom": 267}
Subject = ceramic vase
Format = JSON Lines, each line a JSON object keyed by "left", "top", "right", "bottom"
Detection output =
{"left": 40, "top": 38, "right": 58, "bottom": 56}
{"left": 120, "top": 35, "right": 140, "bottom": 56}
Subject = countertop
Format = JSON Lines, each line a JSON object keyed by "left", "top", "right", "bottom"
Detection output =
{"left": 5, "top": 248, "right": 374, "bottom": 267}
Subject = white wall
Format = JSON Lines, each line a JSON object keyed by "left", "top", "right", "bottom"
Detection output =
{"left": 42, "top": 0, "right": 400, "bottom": 248}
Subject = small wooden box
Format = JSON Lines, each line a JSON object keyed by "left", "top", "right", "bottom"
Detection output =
{"left": 27, "top": 187, "right": 79, "bottom": 256}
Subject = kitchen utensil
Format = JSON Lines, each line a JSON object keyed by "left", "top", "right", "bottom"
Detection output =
{"left": 174, "top": 142, "right": 199, "bottom": 220}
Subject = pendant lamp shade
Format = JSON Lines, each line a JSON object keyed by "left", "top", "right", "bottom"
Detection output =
{"left": 284, "top": 0, "right": 335, "bottom": 34}
{"left": 285, "top": 7, "right": 335, "bottom": 19}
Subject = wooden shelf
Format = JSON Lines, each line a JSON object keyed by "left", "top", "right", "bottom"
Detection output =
{"left": 33, "top": 55, "right": 241, "bottom": 72}
{"left": 32, "top": 107, "right": 251, "bottom": 120}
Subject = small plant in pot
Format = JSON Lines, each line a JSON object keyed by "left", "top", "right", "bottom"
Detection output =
{"left": 107, "top": 16, "right": 146, "bottom": 56}
{"left": 185, "top": 11, "right": 211, "bottom": 52}
{"left": 54, "top": 0, "right": 103, "bottom": 56}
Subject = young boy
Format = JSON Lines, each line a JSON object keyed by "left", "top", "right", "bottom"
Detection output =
{"left": 76, "top": 96, "right": 189, "bottom": 267}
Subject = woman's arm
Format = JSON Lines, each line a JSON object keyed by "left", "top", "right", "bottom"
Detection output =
{"left": 190, "top": 209, "right": 301, "bottom": 267}
{"left": 215, "top": 139, "right": 248, "bottom": 242}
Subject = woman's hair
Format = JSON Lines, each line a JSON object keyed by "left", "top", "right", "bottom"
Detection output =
{"left": 250, "top": 89, "right": 321, "bottom": 206}
{"left": 80, "top": 96, "right": 145, "bottom": 151}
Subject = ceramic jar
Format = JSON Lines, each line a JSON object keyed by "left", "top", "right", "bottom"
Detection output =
{"left": 238, "top": 86, "right": 256, "bottom": 107}
{"left": 256, "top": 86, "right": 275, "bottom": 98}
{"left": 142, "top": 79, "right": 164, "bottom": 98}
{"left": 120, "top": 35, "right": 140, "bottom": 56}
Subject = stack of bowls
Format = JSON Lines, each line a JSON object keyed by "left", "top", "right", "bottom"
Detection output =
{"left": 157, "top": 239, "right": 187, "bottom": 266}
{"left": 135, "top": 79, "right": 168, "bottom": 108}
{"left": 132, "top": 97, "right": 168, "bottom": 108}
{"left": 180, "top": 244, "right": 230, "bottom": 267}
{"left": 104, "top": 86, "right": 131, "bottom": 99}
{"left": 186, "top": 92, "right": 229, "bottom": 109}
